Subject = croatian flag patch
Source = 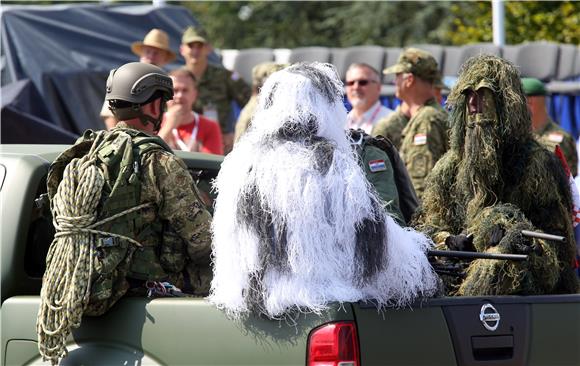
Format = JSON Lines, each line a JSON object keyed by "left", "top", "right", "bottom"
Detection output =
{"left": 369, "top": 159, "right": 387, "bottom": 172}
{"left": 413, "top": 133, "right": 427, "bottom": 145}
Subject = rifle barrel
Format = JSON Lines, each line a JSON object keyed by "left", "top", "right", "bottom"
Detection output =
{"left": 521, "top": 230, "right": 566, "bottom": 242}
{"left": 428, "top": 250, "right": 528, "bottom": 261}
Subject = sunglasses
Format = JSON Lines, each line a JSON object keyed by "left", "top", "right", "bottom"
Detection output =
{"left": 345, "top": 79, "right": 377, "bottom": 87}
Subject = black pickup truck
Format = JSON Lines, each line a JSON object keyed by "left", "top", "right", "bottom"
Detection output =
{"left": 1, "top": 144, "right": 579, "bottom": 366}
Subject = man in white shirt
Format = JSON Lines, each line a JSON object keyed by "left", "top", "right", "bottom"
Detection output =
{"left": 345, "top": 63, "right": 393, "bottom": 133}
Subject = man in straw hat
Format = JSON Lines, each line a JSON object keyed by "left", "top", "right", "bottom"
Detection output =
{"left": 131, "top": 28, "right": 176, "bottom": 66}
{"left": 100, "top": 29, "right": 176, "bottom": 130}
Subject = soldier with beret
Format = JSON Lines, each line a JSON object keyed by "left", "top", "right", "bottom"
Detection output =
{"left": 522, "top": 77, "right": 578, "bottom": 176}
{"left": 180, "top": 26, "right": 251, "bottom": 154}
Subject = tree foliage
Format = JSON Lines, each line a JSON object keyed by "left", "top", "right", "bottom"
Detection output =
{"left": 181, "top": 1, "right": 579, "bottom": 49}
{"left": 445, "top": 1, "right": 580, "bottom": 45}
{"left": 180, "top": 1, "right": 453, "bottom": 48}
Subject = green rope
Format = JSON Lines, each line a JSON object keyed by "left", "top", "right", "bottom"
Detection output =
{"left": 36, "top": 152, "right": 152, "bottom": 364}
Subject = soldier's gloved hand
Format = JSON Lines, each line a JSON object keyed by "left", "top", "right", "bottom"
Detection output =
{"left": 445, "top": 233, "right": 475, "bottom": 252}
{"left": 489, "top": 224, "right": 505, "bottom": 247}
{"left": 503, "top": 227, "right": 543, "bottom": 256}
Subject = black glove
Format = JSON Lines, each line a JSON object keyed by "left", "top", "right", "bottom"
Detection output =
{"left": 488, "top": 224, "right": 505, "bottom": 247}
{"left": 445, "top": 233, "right": 475, "bottom": 252}
{"left": 503, "top": 228, "right": 543, "bottom": 256}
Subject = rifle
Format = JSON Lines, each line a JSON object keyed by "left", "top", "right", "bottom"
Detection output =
{"left": 428, "top": 230, "right": 566, "bottom": 277}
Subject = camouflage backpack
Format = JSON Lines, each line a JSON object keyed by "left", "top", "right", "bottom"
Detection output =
{"left": 46, "top": 127, "right": 176, "bottom": 315}
{"left": 351, "top": 129, "right": 419, "bottom": 224}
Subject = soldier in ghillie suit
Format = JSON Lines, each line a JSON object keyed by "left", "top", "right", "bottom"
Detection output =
{"left": 210, "top": 62, "right": 438, "bottom": 319}
{"left": 414, "top": 55, "right": 579, "bottom": 296}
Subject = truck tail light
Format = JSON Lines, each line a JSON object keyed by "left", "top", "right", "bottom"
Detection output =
{"left": 307, "top": 321, "right": 359, "bottom": 366}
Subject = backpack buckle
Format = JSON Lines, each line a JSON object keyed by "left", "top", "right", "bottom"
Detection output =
{"left": 100, "top": 236, "right": 118, "bottom": 247}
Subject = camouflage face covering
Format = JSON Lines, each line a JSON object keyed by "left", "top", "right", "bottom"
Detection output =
{"left": 447, "top": 55, "right": 531, "bottom": 154}
{"left": 465, "top": 86, "right": 498, "bottom": 128}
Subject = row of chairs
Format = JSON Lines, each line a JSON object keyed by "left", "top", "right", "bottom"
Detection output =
{"left": 218, "top": 42, "right": 580, "bottom": 95}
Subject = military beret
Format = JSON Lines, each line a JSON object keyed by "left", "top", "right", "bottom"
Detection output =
{"left": 521, "top": 78, "right": 546, "bottom": 96}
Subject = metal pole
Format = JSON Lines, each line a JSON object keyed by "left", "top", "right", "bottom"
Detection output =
{"left": 428, "top": 250, "right": 528, "bottom": 261}
{"left": 492, "top": 0, "right": 506, "bottom": 46}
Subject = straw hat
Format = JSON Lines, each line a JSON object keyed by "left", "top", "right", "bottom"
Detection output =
{"left": 131, "top": 29, "right": 176, "bottom": 62}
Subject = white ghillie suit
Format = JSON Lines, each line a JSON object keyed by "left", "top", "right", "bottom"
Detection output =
{"left": 210, "top": 62, "right": 438, "bottom": 319}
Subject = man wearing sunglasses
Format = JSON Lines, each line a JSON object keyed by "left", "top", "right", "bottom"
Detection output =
{"left": 382, "top": 48, "right": 448, "bottom": 200}
{"left": 345, "top": 63, "right": 393, "bottom": 134}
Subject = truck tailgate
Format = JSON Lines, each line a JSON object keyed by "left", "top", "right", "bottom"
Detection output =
{"left": 2, "top": 296, "right": 355, "bottom": 366}
{"left": 353, "top": 301, "right": 456, "bottom": 366}
{"left": 354, "top": 294, "right": 580, "bottom": 366}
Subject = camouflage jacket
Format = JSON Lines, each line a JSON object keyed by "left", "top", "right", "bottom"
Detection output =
{"left": 137, "top": 136, "right": 212, "bottom": 295}
{"left": 371, "top": 106, "right": 410, "bottom": 150}
{"left": 534, "top": 119, "right": 578, "bottom": 177}
{"left": 47, "top": 124, "right": 213, "bottom": 315}
{"left": 399, "top": 98, "right": 448, "bottom": 200}
{"left": 193, "top": 64, "right": 251, "bottom": 134}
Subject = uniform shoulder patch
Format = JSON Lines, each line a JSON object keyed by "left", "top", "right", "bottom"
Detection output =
{"left": 413, "top": 133, "right": 427, "bottom": 145}
{"left": 548, "top": 132, "right": 564, "bottom": 143}
{"left": 368, "top": 159, "right": 387, "bottom": 172}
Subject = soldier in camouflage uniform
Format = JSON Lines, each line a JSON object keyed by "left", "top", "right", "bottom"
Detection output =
{"left": 382, "top": 48, "right": 448, "bottom": 200}
{"left": 372, "top": 76, "right": 447, "bottom": 150}
{"left": 234, "top": 62, "right": 287, "bottom": 143}
{"left": 522, "top": 77, "right": 578, "bottom": 176}
{"left": 38, "top": 62, "right": 213, "bottom": 363}
{"left": 106, "top": 62, "right": 212, "bottom": 298}
{"left": 180, "top": 26, "right": 251, "bottom": 153}
{"left": 69, "top": 63, "right": 211, "bottom": 303}
{"left": 414, "top": 55, "right": 579, "bottom": 296}
{"left": 371, "top": 102, "right": 410, "bottom": 150}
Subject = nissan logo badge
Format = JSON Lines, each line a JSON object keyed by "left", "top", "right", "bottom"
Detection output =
{"left": 479, "top": 303, "right": 500, "bottom": 331}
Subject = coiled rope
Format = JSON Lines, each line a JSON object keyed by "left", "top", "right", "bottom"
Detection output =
{"left": 36, "top": 148, "right": 151, "bottom": 365}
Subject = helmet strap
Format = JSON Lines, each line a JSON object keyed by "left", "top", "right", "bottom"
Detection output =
{"left": 111, "top": 98, "right": 166, "bottom": 132}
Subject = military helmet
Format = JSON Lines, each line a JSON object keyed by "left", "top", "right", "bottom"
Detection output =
{"left": 106, "top": 62, "right": 173, "bottom": 104}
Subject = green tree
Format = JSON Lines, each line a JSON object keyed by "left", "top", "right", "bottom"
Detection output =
{"left": 179, "top": 1, "right": 453, "bottom": 48}
{"left": 445, "top": 1, "right": 580, "bottom": 45}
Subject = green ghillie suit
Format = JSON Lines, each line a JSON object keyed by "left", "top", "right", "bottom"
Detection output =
{"left": 414, "top": 55, "right": 579, "bottom": 296}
